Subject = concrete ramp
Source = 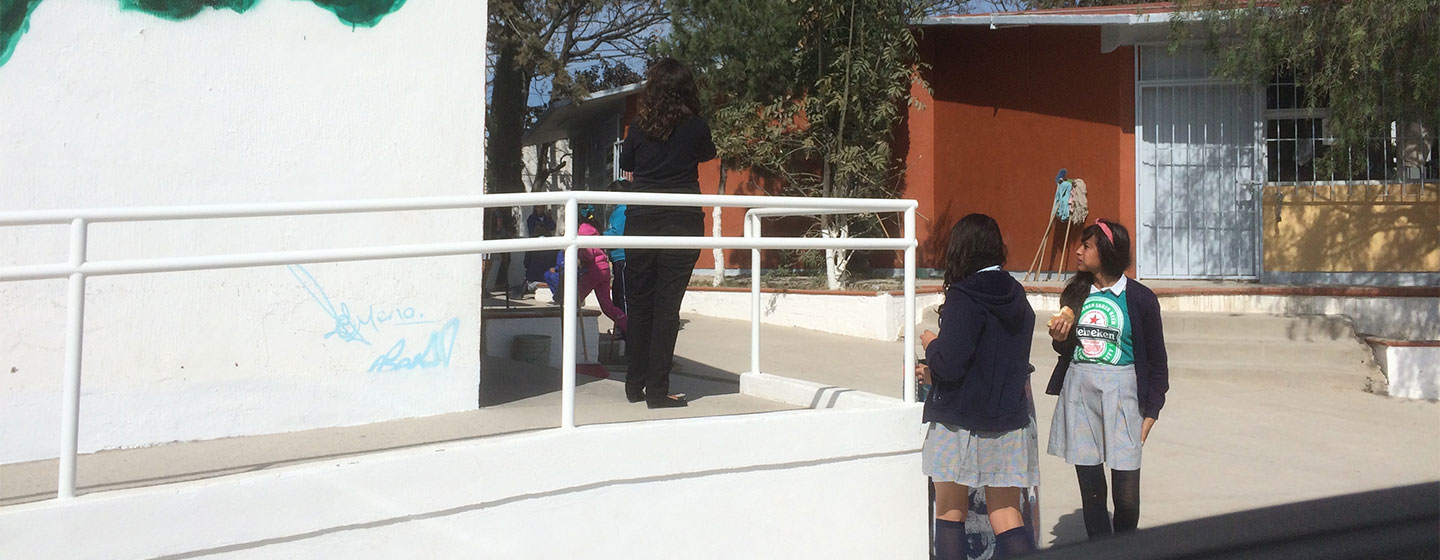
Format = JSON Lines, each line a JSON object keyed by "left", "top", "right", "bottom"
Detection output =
{"left": 0, "top": 405, "right": 924, "bottom": 559}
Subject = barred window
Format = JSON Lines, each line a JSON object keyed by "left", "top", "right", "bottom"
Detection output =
{"left": 1264, "top": 70, "right": 1437, "bottom": 188}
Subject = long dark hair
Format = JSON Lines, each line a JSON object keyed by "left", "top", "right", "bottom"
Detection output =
{"left": 1060, "top": 219, "right": 1132, "bottom": 312}
{"left": 634, "top": 58, "right": 701, "bottom": 141}
{"left": 942, "top": 214, "right": 1008, "bottom": 291}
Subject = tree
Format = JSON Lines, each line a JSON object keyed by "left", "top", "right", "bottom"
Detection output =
{"left": 981, "top": 0, "right": 1151, "bottom": 10}
{"left": 1179, "top": 0, "right": 1439, "bottom": 176}
{"left": 486, "top": 0, "right": 666, "bottom": 235}
{"left": 662, "top": 0, "right": 937, "bottom": 289}
{"left": 573, "top": 58, "right": 644, "bottom": 93}
{"left": 660, "top": 0, "right": 805, "bottom": 285}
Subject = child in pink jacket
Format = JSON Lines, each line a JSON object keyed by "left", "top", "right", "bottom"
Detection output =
{"left": 576, "top": 222, "right": 628, "bottom": 334}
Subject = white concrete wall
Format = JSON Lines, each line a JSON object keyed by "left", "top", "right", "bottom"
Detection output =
{"left": 0, "top": 406, "right": 928, "bottom": 560}
{"left": 1378, "top": 346, "right": 1440, "bottom": 401}
{"left": 0, "top": 0, "right": 488, "bottom": 463}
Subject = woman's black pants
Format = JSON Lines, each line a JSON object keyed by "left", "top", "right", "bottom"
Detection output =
{"left": 622, "top": 211, "right": 702, "bottom": 401}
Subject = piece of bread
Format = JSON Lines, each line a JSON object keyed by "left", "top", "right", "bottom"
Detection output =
{"left": 1047, "top": 306, "right": 1075, "bottom": 328}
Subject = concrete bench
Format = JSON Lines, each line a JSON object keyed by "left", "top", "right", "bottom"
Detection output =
{"left": 483, "top": 306, "right": 602, "bottom": 368}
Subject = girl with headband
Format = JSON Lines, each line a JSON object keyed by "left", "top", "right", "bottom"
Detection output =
{"left": 1044, "top": 218, "right": 1170, "bottom": 538}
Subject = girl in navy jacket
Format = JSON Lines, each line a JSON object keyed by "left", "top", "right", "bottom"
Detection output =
{"left": 918, "top": 214, "right": 1038, "bottom": 559}
{"left": 1045, "top": 219, "right": 1169, "bottom": 538}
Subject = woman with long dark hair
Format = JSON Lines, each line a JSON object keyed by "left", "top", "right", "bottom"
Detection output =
{"left": 918, "top": 214, "right": 1038, "bottom": 558}
{"left": 1045, "top": 218, "right": 1170, "bottom": 538}
{"left": 617, "top": 58, "right": 715, "bottom": 408}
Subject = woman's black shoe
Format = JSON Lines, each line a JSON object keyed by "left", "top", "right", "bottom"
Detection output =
{"left": 626, "top": 392, "right": 645, "bottom": 403}
{"left": 646, "top": 395, "right": 687, "bottom": 408}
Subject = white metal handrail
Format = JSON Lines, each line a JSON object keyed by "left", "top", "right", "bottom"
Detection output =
{"left": 743, "top": 208, "right": 918, "bottom": 404}
{"left": 0, "top": 191, "right": 918, "bottom": 500}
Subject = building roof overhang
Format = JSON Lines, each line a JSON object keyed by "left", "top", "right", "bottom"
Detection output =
{"left": 914, "top": 1, "right": 1251, "bottom": 53}
{"left": 522, "top": 81, "right": 645, "bottom": 147}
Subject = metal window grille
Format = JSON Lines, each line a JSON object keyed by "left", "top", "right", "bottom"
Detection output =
{"left": 1263, "top": 70, "right": 1438, "bottom": 203}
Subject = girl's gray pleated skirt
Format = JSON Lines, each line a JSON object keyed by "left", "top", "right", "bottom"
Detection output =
{"left": 921, "top": 418, "right": 1040, "bottom": 488}
{"left": 1047, "top": 362, "right": 1143, "bottom": 470}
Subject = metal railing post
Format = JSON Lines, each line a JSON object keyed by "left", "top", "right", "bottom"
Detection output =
{"left": 59, "top": 218, "right": 88, "bottom": 498}
{"left": 748, "top": 214, "right": 761, "bottom": 375}
{"left": 903, "top": 207, "right": 917, "bottom": 404}
{"left": 561, "top": 198, "right": 579, "bottom": 429}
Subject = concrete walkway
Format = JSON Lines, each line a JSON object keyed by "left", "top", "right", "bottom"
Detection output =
{"left": 667, "top": 313, "right": 1440, "bottom": 546}
{"left": 4, "top": 309, "right": 1437, "bottom": 551}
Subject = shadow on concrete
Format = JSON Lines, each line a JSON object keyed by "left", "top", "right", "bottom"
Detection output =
{"left": 668, "top": 356, "right": 742, "bottom": 403}
{"left": 1049, "top": 508, "right": 1090, "bottom": 547}
{"left": 478, "top": 354, "right": 604, "bottom": 408}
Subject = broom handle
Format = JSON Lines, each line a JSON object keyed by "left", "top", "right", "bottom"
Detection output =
{"left": 1025, "top": 220, "right": 1052, "bottom": 282}
{"left": 1025, "top": 199, "right": 1062, "bottom": 281}
{"left": 1058, "top": 222, "right": 1072, "bottom": 282}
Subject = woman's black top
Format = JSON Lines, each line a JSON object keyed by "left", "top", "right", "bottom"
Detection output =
{"left": 619, "top": 115, "right": 716, "bottom": 219}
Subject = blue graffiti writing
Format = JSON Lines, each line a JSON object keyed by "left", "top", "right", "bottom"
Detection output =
{"left": 289, "top": 264, "right": 441, "bottom": 347}
{"left": 355, "top": 305, "right": 434, "bottom": 331}
{"left": 288, "top": 264, "right": 371, "bottom": 345}
{"left": 368, "top": 318, "right": 461, "bottom": 372}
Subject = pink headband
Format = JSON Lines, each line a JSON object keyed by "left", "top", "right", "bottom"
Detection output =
{"left": 1095, "top": 220, "right": 1114, "bottom": 244}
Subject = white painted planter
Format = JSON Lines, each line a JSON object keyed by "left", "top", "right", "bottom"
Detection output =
{"left": 1368, "top": 344, "right": 1440, "bottom": 400}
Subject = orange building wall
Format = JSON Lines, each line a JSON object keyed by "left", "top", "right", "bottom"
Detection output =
{"left": 632, "top": 25, "right": 1137, "bottom": 273}
{"left": 908, "top": 25, "right": 1136, "bottom": 273}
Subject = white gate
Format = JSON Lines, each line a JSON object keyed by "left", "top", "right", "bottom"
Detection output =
{"left": 1135, "top": 45, "right": 1263, "bottom": 279}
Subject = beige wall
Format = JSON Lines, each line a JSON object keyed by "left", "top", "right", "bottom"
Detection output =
{"left": 1262, "top": 183, "right": 1439, "bottom": 272}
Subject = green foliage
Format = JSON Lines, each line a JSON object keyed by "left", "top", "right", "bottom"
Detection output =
{"left": 573, "top": 58, "right": 644, "bottom": 93}
{"left": 659, "top": 0, "right": 804, "bottom": 172}
{"left": 660, "top": 0, "right": 931, "bottom": 284}
{"left": 485, "top": 0, "right": 667, "bottom": 197}
{"left": 1182, "top": 0, "right": 1440, "bottom": 174}
{"left": 491, "top": 0, "right": 666, "bottom": 103}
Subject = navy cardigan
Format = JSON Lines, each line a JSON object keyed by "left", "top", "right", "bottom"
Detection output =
{"left": 923, "top": 271, "right": 1036, "bottom": 432}
{"left": 1045, "top": 278, "right": 1171, "bottom": 419}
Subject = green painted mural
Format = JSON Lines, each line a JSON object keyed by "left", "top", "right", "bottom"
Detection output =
{"left": 120, "top": 0, "right": 261, "bottom": 22}
{"left": 0, "top": 1, "right": 43, "bottom": 67}
{"left": 0, "top": 0, "right": 407, "bottom": 67}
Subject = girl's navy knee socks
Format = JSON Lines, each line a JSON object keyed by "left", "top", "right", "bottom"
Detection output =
{"left": 994, "top": 526, "right": 1036, "bottom": 558}
{"left": 933, "top": 518, "right": 966, "bottom": 560}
